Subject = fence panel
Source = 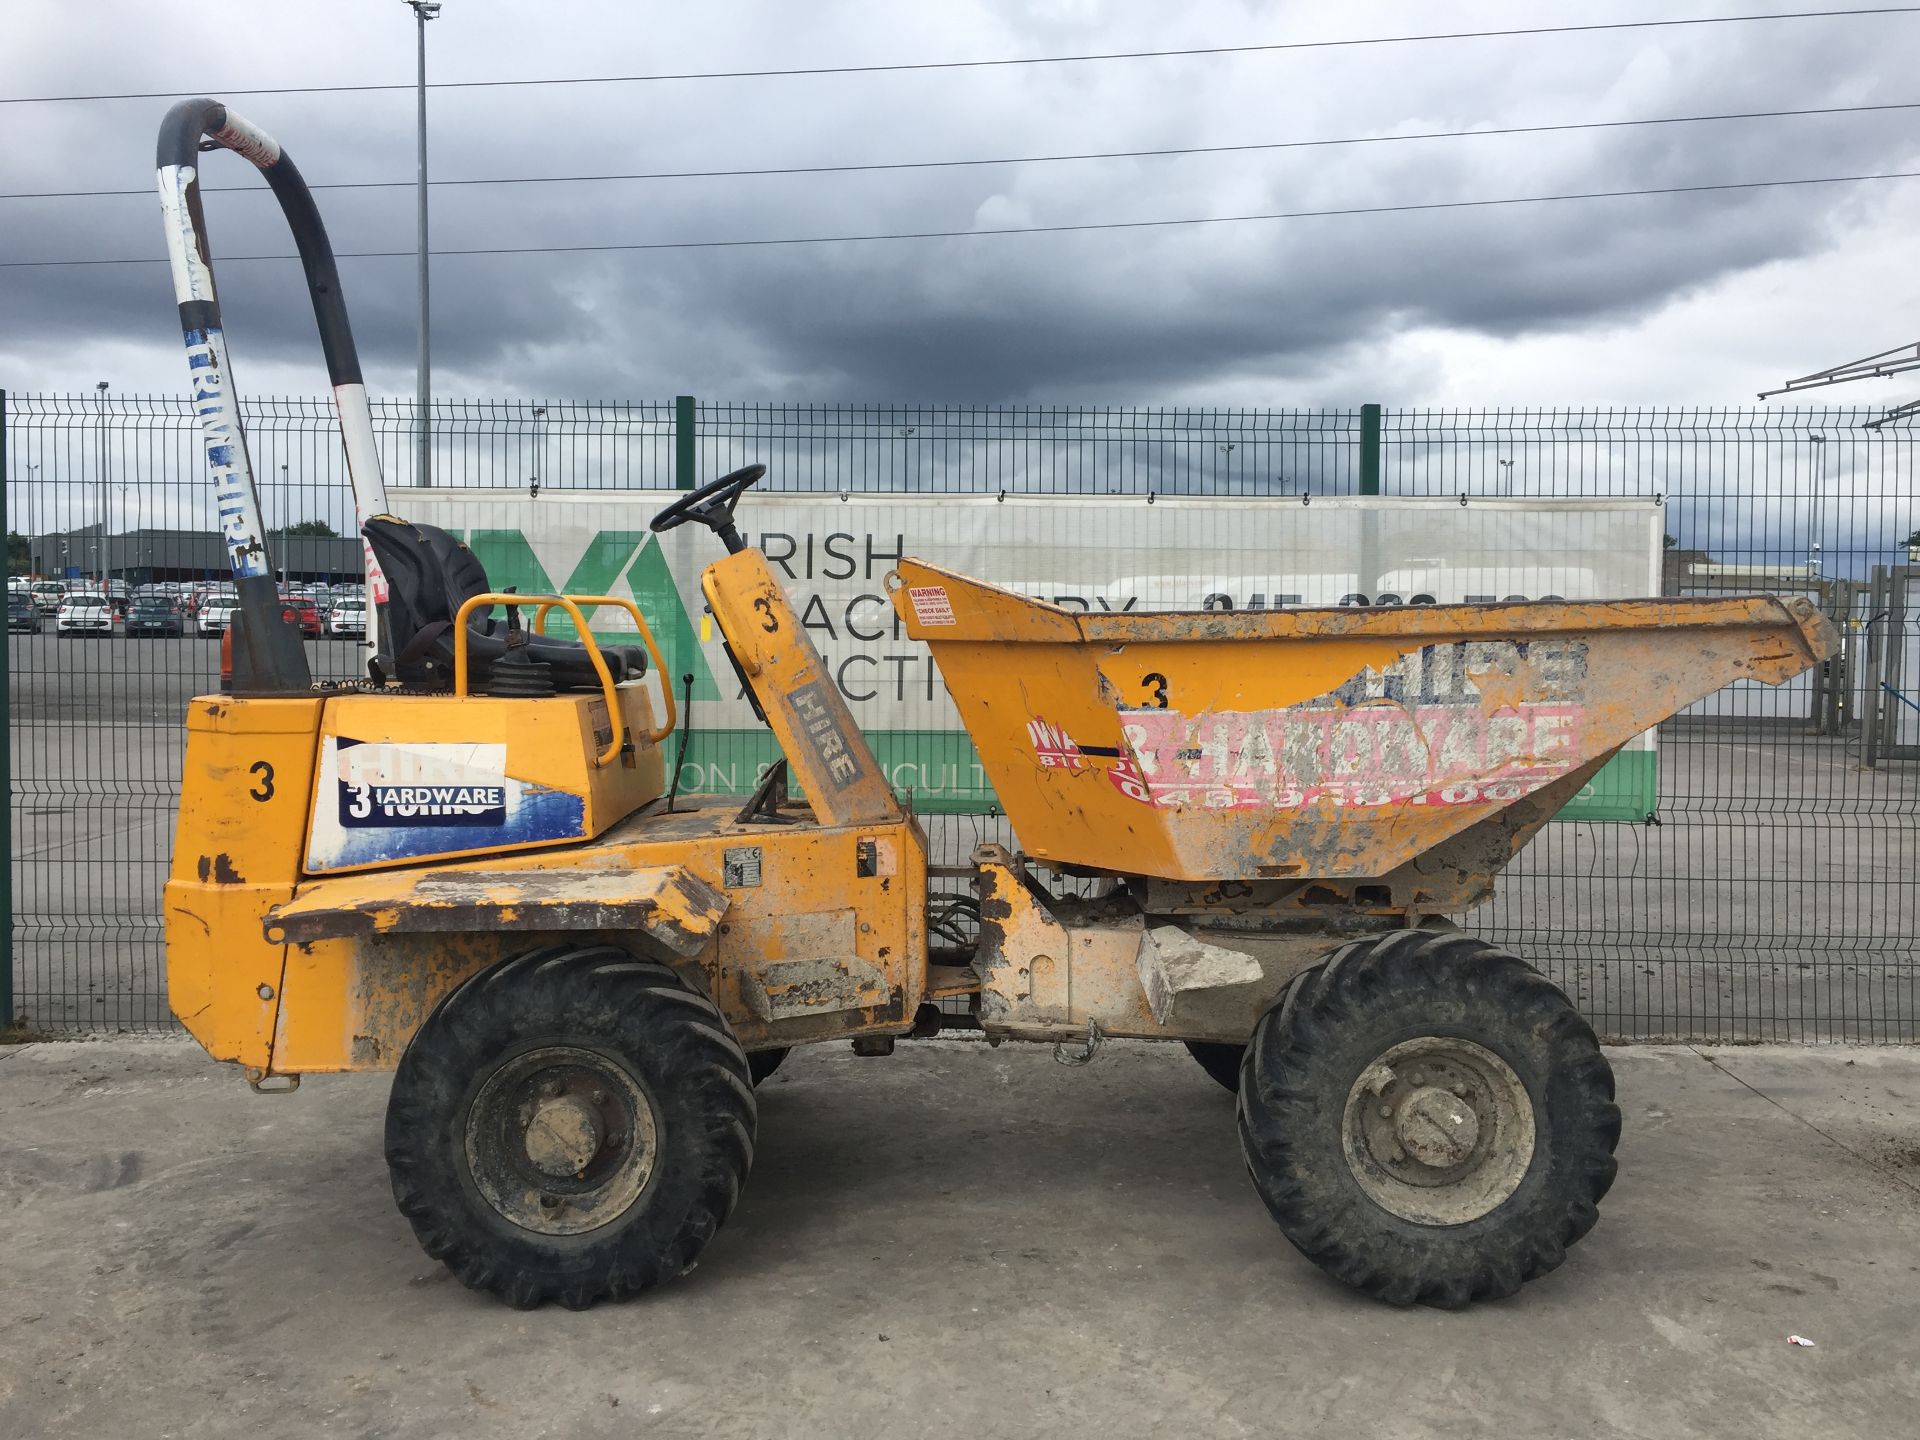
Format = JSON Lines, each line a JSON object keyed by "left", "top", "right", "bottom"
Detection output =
{"left": 4, "top": 394, "right": 1914, "bottom": 1039}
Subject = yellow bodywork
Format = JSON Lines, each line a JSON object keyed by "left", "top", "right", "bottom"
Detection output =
{"left": 890, "top": 560, "right": 1838, "bottom": 882}
{"left": 166, "top": 549, "right": 1838, "bottom": 1080}
{"left": 166, "top": 558, "right": 925, "bottom": 1079}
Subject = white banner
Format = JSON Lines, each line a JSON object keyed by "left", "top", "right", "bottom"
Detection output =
{"left": 400, "top": 492, "right": 1664, "bottom": 819}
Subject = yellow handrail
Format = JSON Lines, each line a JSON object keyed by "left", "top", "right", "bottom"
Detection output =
{"left": 449, "top": 592, "right": 676, "bottom": 765}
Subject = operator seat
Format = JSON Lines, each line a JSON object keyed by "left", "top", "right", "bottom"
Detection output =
{"left": 363, "top": 516, "right": 649, "bottom": 690}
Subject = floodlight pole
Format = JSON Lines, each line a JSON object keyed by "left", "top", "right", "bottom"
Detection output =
{"left": 405, "top": 1, "right": 441, "bottom": 487}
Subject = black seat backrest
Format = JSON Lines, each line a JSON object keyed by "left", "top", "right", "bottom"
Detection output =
{"left": 362, "top": 516, "right": 647, "bottom": 691}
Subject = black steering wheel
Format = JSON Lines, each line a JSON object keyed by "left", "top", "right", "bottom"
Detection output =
{"left": 649, "top": 463, "right": 766, "bottom": 553}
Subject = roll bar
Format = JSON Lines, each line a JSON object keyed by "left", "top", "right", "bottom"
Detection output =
{"left": 155, "top": 98, "right": 392, "bottom": 693}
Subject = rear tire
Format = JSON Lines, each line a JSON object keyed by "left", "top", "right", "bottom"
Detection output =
{"left": 1237, "top": 929, "right": 1618, "bottom": 1308}
{"left": 385, "top": 943, "right": 756, "bottom": 1310}
{"left": 1184, "top": 1041, "right": 1246, "bottom": 1093}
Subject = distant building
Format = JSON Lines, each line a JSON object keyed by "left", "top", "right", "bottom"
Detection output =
{"left": 27, "top": 525, "right": 363, "bottom": 585}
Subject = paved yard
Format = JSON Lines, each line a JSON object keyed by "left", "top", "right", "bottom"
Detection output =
{"left": 1, "top": 1036, "right": 1917, "bottom": 1439}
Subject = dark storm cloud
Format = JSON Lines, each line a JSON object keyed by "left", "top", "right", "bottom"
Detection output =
{"left": 2, "top": 0, "right": 1917, "bottom": 403}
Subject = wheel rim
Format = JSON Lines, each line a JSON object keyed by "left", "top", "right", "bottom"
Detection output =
{"left": 462, "top": 1045, "right": 660, "bottom": 1237}
{"left": 1339, "top": 1036, "right": 1536, "bottom": 1225}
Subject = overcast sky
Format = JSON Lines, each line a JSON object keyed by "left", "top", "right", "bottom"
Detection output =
{"left": 4, "top": 0, "right": 1920, "bottom": 411}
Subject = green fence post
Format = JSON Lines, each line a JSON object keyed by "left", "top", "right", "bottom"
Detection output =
{"left": 1359, "top": 402, "right": 1382, "bottom": 496}
{"left": 674, "top": 395, "right": 696, "bottom": 490}
{"left": 1, "top": 388, "right": 13, "bottom": 1028}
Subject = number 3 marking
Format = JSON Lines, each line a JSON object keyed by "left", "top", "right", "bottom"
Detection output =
{"left": 753, "top": 596, "right": 779, "bottom": 633}
{"left": 1141, "top": 672, "right": 1169, "bottom": 709}
{"left": 248, "top": 760, "right": 275, "bottom": 802}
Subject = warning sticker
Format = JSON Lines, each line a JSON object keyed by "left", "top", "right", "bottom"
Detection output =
{"left": 907, "top": 585, "right": 956, "bottom": 626}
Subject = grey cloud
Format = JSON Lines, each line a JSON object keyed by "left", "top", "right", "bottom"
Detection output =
{"left": 2, "top": 0, "right": 1917, "bottom": 408}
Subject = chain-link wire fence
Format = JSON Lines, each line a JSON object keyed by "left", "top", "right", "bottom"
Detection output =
{"left": 4, "top": 393, "right": 1915, "bottom": 1039}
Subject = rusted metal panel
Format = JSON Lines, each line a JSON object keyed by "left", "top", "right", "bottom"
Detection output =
{"left": 895, "top": 560, "right": 1838, "bottom": 882}
{"left": 260, "top": 804, "right": 928, "bottom": 1075}
{"left": 735, "top": 910, "right": 892, "bottom": 1022}
{"left": 973, "top": 846, "right": 1366, "bottom": 1043}
{"left": 263, "top": 863, "right": 729, "bottom": 955}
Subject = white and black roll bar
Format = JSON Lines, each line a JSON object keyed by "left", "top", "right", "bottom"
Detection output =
{"left": 156, "top": 98, "right": 392, "bottom": 692}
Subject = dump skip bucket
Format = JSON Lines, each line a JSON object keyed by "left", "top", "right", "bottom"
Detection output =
{"left": 892, "top": 560, "right": 1836, "bottom": 883}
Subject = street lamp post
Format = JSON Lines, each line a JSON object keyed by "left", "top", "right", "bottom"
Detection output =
{"left": 94, "top": 380, "right": 109, "bottom": 588}
{"left": 404, "top": 1, "right": 442, "bottom": 488}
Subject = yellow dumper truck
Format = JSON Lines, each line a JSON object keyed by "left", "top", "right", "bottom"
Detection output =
{"left": 157, "top": 100, "right": 1837, "bottom": 1309}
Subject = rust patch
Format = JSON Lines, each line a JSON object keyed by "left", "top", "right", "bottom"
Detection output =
{"left": 197, "top": 853, "right": 245, "bottom": 886}
{"left": 265, "top": 865, "right": 728, "bottom": 952}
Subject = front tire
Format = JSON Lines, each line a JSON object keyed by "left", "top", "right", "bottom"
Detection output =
{"left": 1237, "top": 929, "right": 1619, "bottom": 1308}
{"left": 385, "top": 943, "right": 756, "bottom": 1310}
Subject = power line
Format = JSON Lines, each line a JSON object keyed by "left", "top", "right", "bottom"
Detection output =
{"left": 3, "top": 7, "right": 1914, "bottom": 105}
{"left": 3, "top": 169, "right": 1913, "bottom": 269}
{"left": 5, "top": 99, "right": 1913, "bottom": 203}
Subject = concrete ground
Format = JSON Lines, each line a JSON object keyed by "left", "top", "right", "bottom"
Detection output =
{"left": 2, "top": 1036, "right": 1917, "bottom": 1440}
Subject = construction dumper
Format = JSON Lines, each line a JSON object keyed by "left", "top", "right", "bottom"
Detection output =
{"left": 156, "top": 99, "right": 1837, "bottom": 1310}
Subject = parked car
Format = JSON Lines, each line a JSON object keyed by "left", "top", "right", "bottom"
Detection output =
{"left": 31, "top": 581, "right": 68, "bottom": 614}
{"left": 328, "top": 596, "right": 367, "bottom": 638}
{"left": 8, "top": 593, "right": 43, "bottom": 633}
{"left": 190, "top": 587, "right": 236, "bottom": 622}
{"left": 56, "top": 598, "right": 114, "bottom": 636}
{"left": 127, "top": 596, "right": 185, "bottom": 637}
{"left": 198, "top": 600, "right": 238, "bottom": 637}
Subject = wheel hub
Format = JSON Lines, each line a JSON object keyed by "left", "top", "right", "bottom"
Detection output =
{"left": 524, "top": 1095, "right": 605, "bottom": 1178}
{"left": 1341, "top": 1036, "right": 1536, "bottom": 1225}
{"left": 463, "top": 1045, "right": 660, "bottom": 1237}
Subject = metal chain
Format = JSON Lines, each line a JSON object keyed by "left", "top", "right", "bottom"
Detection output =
{"left": 1051, "top": 1017, "right": 1104, "bottom": 1067}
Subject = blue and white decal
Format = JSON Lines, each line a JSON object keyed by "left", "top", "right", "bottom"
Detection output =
{"left": 306, "top": 738, "right": 586, "bottom": 871}
{"left": 184, "top": 325, "right": 271, "bottom": 579}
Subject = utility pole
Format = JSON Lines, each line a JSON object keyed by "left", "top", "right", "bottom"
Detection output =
{"left": 94, "top": 380, "right": 109, "bottom": 588}
{"left": 404, "top": 1, "right": 442, "bottom": 486}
